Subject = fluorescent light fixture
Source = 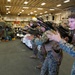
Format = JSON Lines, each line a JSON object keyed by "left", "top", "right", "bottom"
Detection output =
{"left": 64, "top": 0, "right": 70, "bottom": 3}
{"left": 22, "top": 10, "right": 24, "bottom": 12}
{"left": 37, "top": 8, "right": 43, "bottom": 10}
{"left": 50, "top": 9, "right": 55, "bottom": 11}
{"left": 40, "top": 13, "right": 43, "bottom": 14}
{"left": 57, "top": 4, "right": 61, "bottom": 7}
{"left": 7, "top": 0, "right": 11, "bottom": 2}
{"left": 20, "top": 12, "right": 22, "bottom": 13}
{"left": 24, "top": 1, "right": 28, "bottom": 4}
{"left": 34, "top": 11, "right": 37, "bottom": 12}
{"left": 44, "top": 11, "right": 47, "bottom": 13}
{"left": 30, "top": 12, "right": 33, "bottom": 14}
{"left": 41, "top": 3, "right": 46, "bottom": 6}
{"left": 8, "top": 11, "right": 10, "bottom": 13}
{"left": 18, "top": 13, "right": 20, "bottom": 15}
{"left": 23, "top": 7, "right": 29, "bottom": 9}
{"left": 5, "top": 6, "right": 11, "bottom": 7}
{"left": 6, "top": 8, "right": 9, "bottom": 10}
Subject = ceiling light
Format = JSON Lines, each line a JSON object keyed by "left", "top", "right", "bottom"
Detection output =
{"left": 34, "top": 11, "right": 37, "bottom": 12}
{"left": 40, "top": 13, "right": 43, "bottom": 14}
{"left": 50, "top": 9, "right": 55, "bottom": 11}
{"left": 57, "top": 4, "right": 61, "bottom": 7}
{"left": 37, "top": 8, "right": 43, "bottom": 10}
{"left": 22, "top": 10, "right": 24, "bottom": 12}
{"left": 20, "top": 12, "right": 22, "bottom": 13}
{"left": 24, "top": 1, "right": 28, "bottom": 4}
{"left": 6, "top": 8, "right": 9, "bottom": 10}
{"left": 18, "top": 13, "right": 20, "bottom": 15}
{"left": 23, "top": 7, "right": 29, "bottom": 9}
{"left": 5, "top": 6, "right": 11, "bottom": 8}
{"left": 8, "top": 11, "right": 10, "bottom": 13}
{"left": 41, "top": 3, "right": 46, "bottom": 6}
{"left": 44, "top": 11, "right": 47, "bottom": 13}
{"left": 64, "top": 0, "right": 70, "bottom": 3}
{"left": 7, "top": 0, "right": 11, "bottom": 2}
{"left": 30, "top": 12, "right": 33, "bottom": 14}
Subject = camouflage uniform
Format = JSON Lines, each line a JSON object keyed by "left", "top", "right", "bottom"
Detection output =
{"left": 59, "top": 39, "right": 75, "bottom": 75}
{"left": 35, "top": 31, "right": 49, "bottom": 64}
{"left": 35, "top": 31, "right": 63, "bottom": 75}
{"left": 40, "top": 41, "right": 63, "bottom": 75}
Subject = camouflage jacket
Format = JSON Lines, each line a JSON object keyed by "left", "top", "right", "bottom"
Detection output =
{"left": 59, "top": 39, "right": 75, "bottom": 57}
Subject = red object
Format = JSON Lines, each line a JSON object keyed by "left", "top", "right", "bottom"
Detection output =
{"left": 14, "top": 21, "right": 20, "bottom": 24}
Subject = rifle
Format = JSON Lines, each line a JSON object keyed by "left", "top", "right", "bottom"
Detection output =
{"left": 44, "top": 21, "right": 72, "bottom": 43}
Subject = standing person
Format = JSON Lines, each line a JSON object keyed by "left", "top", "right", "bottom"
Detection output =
{"left": 46, "top": 14, "right": 75, "bottom": 75}
{"left": 35, "top": 30, "right": 63, "bottom": 75}
{"left": 40, "top": 40, "right": 63, "bottom": 75}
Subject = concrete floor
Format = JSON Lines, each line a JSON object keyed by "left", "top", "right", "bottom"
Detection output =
{"left": 0, "top": 39, "right": 74, "bottom": 75}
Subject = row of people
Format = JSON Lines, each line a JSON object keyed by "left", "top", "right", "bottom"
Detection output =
{"left": 27, "top": 27, "right": 63, "bottom": 75}
{"left": 26, "top": 14, "right": 75, "bottom": 75}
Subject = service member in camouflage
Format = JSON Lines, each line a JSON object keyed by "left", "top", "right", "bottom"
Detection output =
{"left": 46, "top": 14, "right": 75, "bottom": 75}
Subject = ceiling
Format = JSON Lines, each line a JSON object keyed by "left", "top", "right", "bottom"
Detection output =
{"left": 0, "top": 0, "right": 75, "bottom": 16}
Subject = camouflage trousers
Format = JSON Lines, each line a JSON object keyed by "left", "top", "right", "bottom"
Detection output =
{"left": 40, "top": 51, "right": 60, "bottom": 75}
{"left": 71, "top": 62, "right": 75, "bottom": 75}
